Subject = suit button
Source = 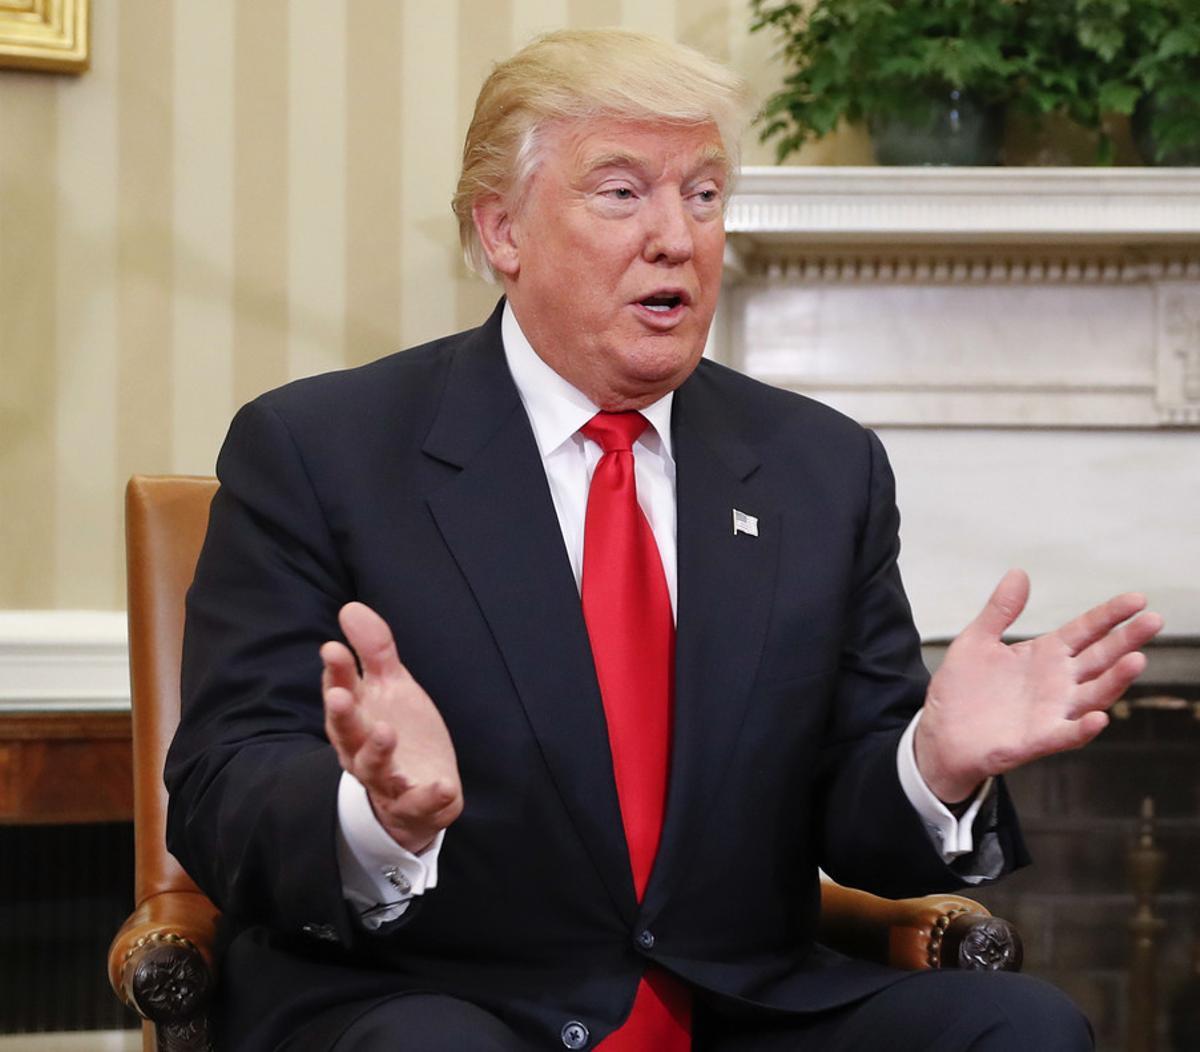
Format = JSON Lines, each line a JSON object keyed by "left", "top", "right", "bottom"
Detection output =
{"left": 561, "top": 1020, "right": 589, "bottom": 1048}
{"left": 636, "top": 929, "right": 655, "bottom": 950}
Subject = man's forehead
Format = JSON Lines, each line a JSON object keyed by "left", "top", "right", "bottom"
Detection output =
{"left": 554, "top": 118, "right": 728, "bottom": 176}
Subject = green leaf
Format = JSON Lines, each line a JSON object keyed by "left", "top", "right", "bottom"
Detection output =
{"left": 1078, "top": 22, "right": 1125, "bottom": 62}
{"left": 1157, "top": 28, "right": 1200, "bottom": 61}
{"left": 1098, "top": 80, "right": 1142, "bottom": 114}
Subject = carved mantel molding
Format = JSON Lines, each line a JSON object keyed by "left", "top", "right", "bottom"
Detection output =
{"left": 727, "top": 167, "right": 1200, "bottom": 248}
{"left": 721, "top": 168, "right": 1200, "bottom": 427}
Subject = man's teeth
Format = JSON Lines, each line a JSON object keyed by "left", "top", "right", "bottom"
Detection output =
{"left": 641, "top": 297, "right": 681, "bottom": 312}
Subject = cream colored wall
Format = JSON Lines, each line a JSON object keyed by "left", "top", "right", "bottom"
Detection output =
{"left": 0, "top": 0, "right": 852, "bottom": 611}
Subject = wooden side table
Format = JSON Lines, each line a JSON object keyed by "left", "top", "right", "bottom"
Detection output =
{"left": 0, "top": 710, "right": 133, "bottom": 824}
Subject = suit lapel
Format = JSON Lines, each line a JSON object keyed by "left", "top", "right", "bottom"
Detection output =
{"left": 644, "top": 368, "right": 781, "bottom": 914}
{"left": 423, "top": 308, "right": 637, "bottom": 919}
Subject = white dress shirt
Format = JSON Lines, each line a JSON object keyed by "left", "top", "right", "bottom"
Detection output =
{"left": 335, "top": 302, "right": 992, "bottom": 926}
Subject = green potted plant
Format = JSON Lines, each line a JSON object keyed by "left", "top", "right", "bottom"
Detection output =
{"left": 1010, "top": 0, "right": 1199, "bottom": 165}
{"left": 751, "top": 0, "right": 1200, "bottom": 167}
{"left": 750, "top": 0, "right": 1020, "bottom": 165}
{"left": 1011, "top": 0, "right": 1143, "bottom": 164}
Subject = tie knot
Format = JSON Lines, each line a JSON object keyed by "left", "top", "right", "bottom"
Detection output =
{"left": 581, "top": 412, "right": 648, "bottom": 454}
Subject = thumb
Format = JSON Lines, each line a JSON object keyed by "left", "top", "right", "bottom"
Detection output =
{"left": 338, "top": 602, "right": 405, "bottom": 679}
{"left": 970, "top": 568, "right": 1030, "bottom": 640}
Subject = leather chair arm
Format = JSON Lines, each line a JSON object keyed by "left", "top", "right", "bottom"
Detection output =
{"left": 818, "top": 882, "right": 1023, "bottom": 972}
{"left": 108, "top": 890, "right": 220, "bottom": 1024}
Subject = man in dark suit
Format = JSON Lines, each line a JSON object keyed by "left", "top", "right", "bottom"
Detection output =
{"left": 166, "top": 28, "right": 1162, "bottom": 1051}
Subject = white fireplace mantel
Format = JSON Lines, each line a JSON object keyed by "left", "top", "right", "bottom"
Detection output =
{"left": 727, "top": 166, "right": 1200, "bottom": 247}
{"left": 717, "top": 167, "right": 1200, "bottom": 429}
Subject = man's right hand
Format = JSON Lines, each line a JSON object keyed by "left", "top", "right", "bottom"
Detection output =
{"left": 321, "top": 602, "right": 463, "bottom": 854}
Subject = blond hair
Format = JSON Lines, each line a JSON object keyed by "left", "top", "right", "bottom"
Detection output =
{"left": 452, "top": 28, "right": 752, "bottom": 281}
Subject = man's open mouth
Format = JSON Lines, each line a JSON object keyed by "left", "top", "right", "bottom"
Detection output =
{"left": 638, "top": 294, "right": 685, "bottom": 313}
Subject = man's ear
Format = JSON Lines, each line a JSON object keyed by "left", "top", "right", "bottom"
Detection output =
{"left": 473, "top": 196, "right": 520, "bottom": 279}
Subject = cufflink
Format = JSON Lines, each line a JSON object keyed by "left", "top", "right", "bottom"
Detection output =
{"left": 383, "top": 865, "right": 412, "bottom": 894}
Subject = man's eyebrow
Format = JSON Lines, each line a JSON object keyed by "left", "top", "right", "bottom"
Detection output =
{"left": 580, "top": 151, "right": 648, "bottom": 177}
{"left": 690, "top": 144, "right": 729, "bottom": 177}
{"left": 578, "top": 145, "right": 729, "bottom": 181}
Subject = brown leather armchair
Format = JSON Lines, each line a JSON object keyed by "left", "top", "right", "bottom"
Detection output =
{"left": 109, "top": 476, "right": 221, "bottom": 1052}
{"left": 108, "top": 475, "right": 1022, "bottom": 1052}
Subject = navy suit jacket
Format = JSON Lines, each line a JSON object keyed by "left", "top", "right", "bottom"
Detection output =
{"left": 165, "top": 300, "right": 1025, "bottom": 1049}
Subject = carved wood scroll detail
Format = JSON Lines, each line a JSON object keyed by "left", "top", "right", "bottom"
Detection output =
{"left": 936, "top": 912, "right": 1025, "bottom": 972}
{"left": 131, "top": 941, "right": 211, "bottom": 1020}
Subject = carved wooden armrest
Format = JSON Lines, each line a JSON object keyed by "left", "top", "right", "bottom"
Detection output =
{"left": 108, "top": 890, "right": 220, "bottom": 1026}
{"left": 818, "top": 882, "right": 1023, "bottom": 972}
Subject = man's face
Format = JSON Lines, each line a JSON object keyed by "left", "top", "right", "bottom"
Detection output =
{"left": 484, "top": 118, "right": 729, "bottom": 410}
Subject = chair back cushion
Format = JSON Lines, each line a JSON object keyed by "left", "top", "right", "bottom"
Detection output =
{"left": 125, "top": 475, "right": 218, "bottom": 905}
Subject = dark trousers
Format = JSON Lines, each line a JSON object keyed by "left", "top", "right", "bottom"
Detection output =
{"left": 698, "top": 971, "right": 1093, "bottom": 1051}
{"left": 316, "top": 971, "right": 1092, "bottom": 1051}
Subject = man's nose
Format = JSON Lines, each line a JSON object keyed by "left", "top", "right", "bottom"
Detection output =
{"left": 642, "top": 197, "right": 694, "bottom": 265}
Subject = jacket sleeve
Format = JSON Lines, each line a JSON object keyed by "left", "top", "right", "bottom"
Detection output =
{"left": 164, "top": 397, "right": 367, "bottom": 948}
{"left": 813, "top": 429, "right": 1028, "bottom": 898}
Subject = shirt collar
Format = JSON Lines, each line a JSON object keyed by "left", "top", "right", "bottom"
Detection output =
{"left": 501, "top": 300, "right": 675, "bottom": 460}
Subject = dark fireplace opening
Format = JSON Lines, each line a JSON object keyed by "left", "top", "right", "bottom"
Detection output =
{"left": 0, "top": 822, "right": 141, "bottom": 1035}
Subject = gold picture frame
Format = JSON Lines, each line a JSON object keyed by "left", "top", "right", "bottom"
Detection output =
{"left": 0, "top": 0, "right": 89, "bottom": 74}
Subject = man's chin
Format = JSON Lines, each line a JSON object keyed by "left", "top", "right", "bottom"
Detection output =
{"left": 632, "top": 337, "right": 706, "bottom": 382}
{"left": 596, "top": 351, "right": 703, "bottom": 408}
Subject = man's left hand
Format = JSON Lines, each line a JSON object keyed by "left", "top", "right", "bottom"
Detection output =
{"left": 914, "top": 569, "right": 1164, "bottom": 804}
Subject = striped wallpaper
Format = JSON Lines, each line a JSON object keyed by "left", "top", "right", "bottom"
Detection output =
{"left": 0, "top": 0, "right": 865, "bottom": 611}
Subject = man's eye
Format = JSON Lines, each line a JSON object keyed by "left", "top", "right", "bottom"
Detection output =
{"left": 604, "top": 187, "right": 635, "bottom": 200}
{"left": 695, "top": 189, "right": 721, "bottom": 204}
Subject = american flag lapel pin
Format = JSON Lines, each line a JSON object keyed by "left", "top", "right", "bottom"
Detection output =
{"left": 732, "top": 508, "right": 758, "bottom": 538}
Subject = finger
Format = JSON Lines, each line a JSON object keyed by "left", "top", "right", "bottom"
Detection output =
{"left": 402, "top": 780, "right": 463, "bottom": 822}
{"left": 1039, "top": 710, "right": 1110, "bottom": 757}
{"left": 338, "top": 602, "right": 408, "bottom": 680}
{"left": 1056, "top": 592, "right": 1148, "bottom": 657}
{"left": 969, "top": 568, "right": 1030, "bottom": 640}
{"left": 1016, "top": 711, "right": 1110, "bottom": 766}
{"left": 320, "top": 640, "right": 359, "bottom": 694}
{"left": 1072, "top": 611, "right": 1164, "bottom": 683}
{"left": 1072, "top": 651, "right": 1148, "bottom": 716}
{"left": 324, "top": 685, "right": 369, "bottom": 759}
{"left": 355, "top": 719, "right": 403, "bottom": 792}
{"left": 374, "top": 779, "right": 463, "bottom": 828}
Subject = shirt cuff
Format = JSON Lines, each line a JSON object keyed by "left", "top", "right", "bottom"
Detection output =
{"left": 335, "top": 771, "right": 444, "bottom": 930}
{"left": 897, "top": 710, "right": 994, "bottom": 862}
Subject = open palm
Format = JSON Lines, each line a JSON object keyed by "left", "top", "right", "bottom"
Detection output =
{"left": 321, "top": 602, "right": 463, "bottom": 853}
{"left": 915, "top": 569, "right": 1164, "bottom": 804}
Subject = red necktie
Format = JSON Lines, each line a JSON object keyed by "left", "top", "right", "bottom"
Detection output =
{"left": 580, "top": 412, "right": 690, "bottom": 1051}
